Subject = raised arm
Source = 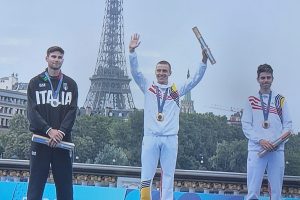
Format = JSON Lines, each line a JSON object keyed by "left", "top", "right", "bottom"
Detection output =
{"left": 129, "top": 33, "right": 147, "bottom": 93}
{"left": 129, "top": 33, "right": 141, "bottom": 53}
{"left": 179, "top": 48, "right": 208, "bottom": 96}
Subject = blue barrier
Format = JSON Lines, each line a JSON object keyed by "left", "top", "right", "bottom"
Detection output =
{"left": 0, "top": 181, "right": 298, "bottom": 200}
{"left": 0, "top": 182, "right": 126, "bottom": 200}
{"left": 124, "top": 189, "right": 244, "bottom": 200}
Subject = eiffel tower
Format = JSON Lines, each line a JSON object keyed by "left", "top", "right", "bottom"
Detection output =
{"left": 84, "top": 0, "right": 135, "bottom": 116}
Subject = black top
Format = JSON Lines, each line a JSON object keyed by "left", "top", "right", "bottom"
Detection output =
{"left": 27, "top": 70, "right": 78, "bottom": 142}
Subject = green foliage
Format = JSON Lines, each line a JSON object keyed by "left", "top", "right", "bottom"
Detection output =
{"left": 4, "top": 132, "right": 31, "bottom": 159}
{"left": 0, "top": 114, "right": 31, "bottom": 159}
{"left": 72, "top": 115, "right": 113, "bottom": 162}
{"left": 109, "top": 118, "right": 141, "bottom": 166}
{"left": 209, "top": 140, "right": 247, "bottom": 172}
{"left": 94, "top": 144, "right": 129, "bottom": 165}
{"left": 177, "top": 112, "right": 245, "bottom": 171}
{"left": 9, "top": 114, "right": 29, "bottom": 135}
{"left": 284, "top": 134, "right": 300, "bottom": 175}
{"left": 1, "top": 111, "right": 299, "bottom": 176}
{"left": 72, "top": 135, "right": 96, "bottom": 163}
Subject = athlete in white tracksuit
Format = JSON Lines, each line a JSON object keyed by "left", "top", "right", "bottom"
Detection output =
{"left": 241, "top": 64, "right": 292, "bottom": 200}
{"left": 128, "top": 33, "right": 208, "bottom": 200}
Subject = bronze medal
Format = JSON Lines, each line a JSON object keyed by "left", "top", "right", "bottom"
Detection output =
{"left": 262, "top": 121, "right": 270, "bottom": 129}
{"left": 259, "top": 91, "right": 272, "bottom": 130}
{"left": 157, "top": 113, "right": 164, "bottom": 121}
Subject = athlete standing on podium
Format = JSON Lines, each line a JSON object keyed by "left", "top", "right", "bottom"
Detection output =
{"left": 27, "top": 46, "right": 78, "bottom": 200}
{"left": 129, "top": 33, "right": 209, "bottom": 200}
{"left": 241, "top": 64, "right": 292, "bottom": 200}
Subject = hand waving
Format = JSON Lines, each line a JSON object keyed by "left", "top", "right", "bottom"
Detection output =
{"left": 129, "top": 33, "right": 141, "bottom": 53}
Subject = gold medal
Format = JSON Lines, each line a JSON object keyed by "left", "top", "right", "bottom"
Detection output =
{"left": 157, "top": 113, "right": 164, "bottom": 121}
{"left": 262, "top": 121, "right": 270, "bottom": 129}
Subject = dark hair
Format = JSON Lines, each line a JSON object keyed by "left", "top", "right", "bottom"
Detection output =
{"left": 257, "top": 64, "right": 273, "bottom": 78}
{"left": 47, "top": 46, "right": 64, "bottom": 56}
{"left": 156, "top": 60, "right": 171, "bottom": 71}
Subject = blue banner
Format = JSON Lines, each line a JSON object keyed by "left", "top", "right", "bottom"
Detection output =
{"left": 0, "top": 182, "right": 126, "bottom": 200}
{"left": 124, "top": 189, "right": 244, "bottom": 200}
{"left": 0, "top": 181, "right": 298, "bottom": 200}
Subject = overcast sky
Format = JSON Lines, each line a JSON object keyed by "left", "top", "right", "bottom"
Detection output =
{"left": 1, "top": 0, "right": 299, "bottom": 131}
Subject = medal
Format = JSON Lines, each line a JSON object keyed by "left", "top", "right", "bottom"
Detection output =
{"left": 259, "top": 91, "right": 272, "bottom": 129}
{"left": 157, "top": 113, "right": 164, "bottom": 121}
{"left": 156, "top": 86, "right": 169, "bottom": 122}
{"left": 51, "top": 99, "right": 59, "bottom": 107}
{"left": 45, "top": 71, "right": 63, "bottom": 107}
{"left": 262, "top": 121, "right": 270, "bottom": 129}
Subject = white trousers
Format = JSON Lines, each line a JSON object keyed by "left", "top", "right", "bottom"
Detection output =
{"left": 140, "top": 135, "right": 178, "bottom": 200}
{"left": 246, "top": 150, "right": 285, "bottom": 200}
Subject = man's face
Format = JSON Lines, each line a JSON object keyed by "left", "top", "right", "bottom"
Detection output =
{"left": 46, "top": 51, "right": 64, "bottom": 70}
{"left": 155, "top": 63, "right": 171, "bottom": 85}
{"left": 257, "top": 72, "right": 273, "bottom": 91}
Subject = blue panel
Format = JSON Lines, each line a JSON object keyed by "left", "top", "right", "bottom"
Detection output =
{"left": 0, "top": 182, "right": 299, "bottom": 200}
{"left": 74, "top": 185, "right": 126, "bottom": 200}
{"left": 0, "top": 182, "right": 127, "bottom": 200}
{"left": 174, "top": 192, "right": 244, "bottom": 200}
{"left": 0, "top": 181, "right": 16, "bottom": 200}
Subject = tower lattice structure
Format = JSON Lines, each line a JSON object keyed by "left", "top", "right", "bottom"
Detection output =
{"left": 84, "top": 0, "right": 135, "bottom": 115}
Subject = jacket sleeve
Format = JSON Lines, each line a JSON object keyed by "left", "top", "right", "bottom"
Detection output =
{"left": 59, "top": 81, "right": 78, "bottom": 135}
{"left": 129, "top": 51, "right": 147, "bottom": 93}
{"left": 241, "top": 98, "right": 263, "bottom": 143}
{"left": 179, "top": 62, "right": 207, "bottom": 97}
{"left": 281, "top": 99, "right": 293, "bottom": 133}
{"left": 27, "top": 79, "right": 51, "bottom": 134}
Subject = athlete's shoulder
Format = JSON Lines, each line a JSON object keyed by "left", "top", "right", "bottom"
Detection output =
{"left": 247, "top": 95, "right": 260, "bottom": 101}
{"left": 62, "top": 74, "right": 77, "bottom": 84}
{"left": 62, "top": 74, "right": 78, "bottom": 92}
{"left": 29, "top": 71, "right": 47, "bottom": 84}
{"left": 274, "top": 92, "right": 285, "bottom": 99}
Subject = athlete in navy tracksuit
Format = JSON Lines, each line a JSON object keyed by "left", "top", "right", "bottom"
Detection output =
{"left": 27, "top": 46, "right": 78, "bottom": 200}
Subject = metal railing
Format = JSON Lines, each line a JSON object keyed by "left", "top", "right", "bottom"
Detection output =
{"left": 0, "top": 159, "right": 299, "bottom": 186}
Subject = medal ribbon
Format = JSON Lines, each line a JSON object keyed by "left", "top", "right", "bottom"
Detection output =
{"left": 156, "top": 86, "right": 169, "bottom": 113}
{"left": 45, "top": 72, "right": 63, "bottom": 99}
{"left": 259, "top": 91, "right": 272, "bottom": 122}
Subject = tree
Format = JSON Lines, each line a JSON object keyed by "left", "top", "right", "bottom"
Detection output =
{"left": 177, "top": 112, "right": 245, "bottom": 171}
{"left": 72, "top": 135, "right": 96, "bottom": 163}
{"left": 0, "top": 114, "right": 31, "bottom": 159}
{"left": 209, "top": 140, "right": 247, "bottom": 172}
{"left": 284, "top": 134, "right": 300, "bottom": 175}
{"left": 9, "top": 114, "right": 29, "bottom": 135}
{"left": 94, "top": 144, "right": 129, "bottom": 166}
{"left": 72, "top": 115, "right": 113, "bottom": 162}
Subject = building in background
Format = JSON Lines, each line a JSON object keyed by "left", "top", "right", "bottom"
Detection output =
{"left": 180, "top": 70, "right": 195, "bottom": 114}
{"left": 0, "top": 74, "right": 28, "bottom": 129}
{"left": 0, "top": 73, "right": 28, "bottom": 93}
